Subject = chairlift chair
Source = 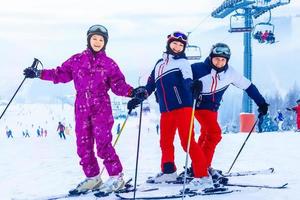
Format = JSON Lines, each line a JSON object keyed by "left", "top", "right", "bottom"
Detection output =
{"left": 228, "top": 13, "right": 253, "bottom": 33}
{"left": 252, "top": 22, "right": 275, "bottom": 43}
{"left": 186, "top": 45, "right": 202, "bottom": 60}
{"left": 253, "top": 22, "right": 275, "bottom": 33}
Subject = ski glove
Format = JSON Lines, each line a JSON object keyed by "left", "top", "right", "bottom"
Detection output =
{"left": 130, "top": 86, "right": 148, "bottom": 100}
{"left": 127, "top": 98, "right": 143, "bottom": 110}
{"left": 191, "top": 80, "right": 203, "bottom": 99}
{"left": 258, "top": 102, "right": 269, "bottom": 116}
{"left": 23, "top": 67, "right": 41, "bottom": 78}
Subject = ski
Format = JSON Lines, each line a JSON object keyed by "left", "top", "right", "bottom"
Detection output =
{"left": 147, "top": 167, "right": 275, "bottom": 183}
{"left": 14, "top": 189, "right": 102, "bottom": 200}
{"left": 117, "top": 185, "right": 160, "bottom": 193}
{"left": 115, "top": 187, "right": 236, "bottom": 199}
{"left": 16, "top": 178, "right": 134, "bottom": 200}
{"left": 144, "top": 180, "right": 288, "bottom": 190}
{"left": 11, "top": 192, "right": 93, "bottom": 200}
{"left": 224, "top": 167, "right": 274, "bottom": 177}
{"left": 94, "top": 178, "right": 159, "bottom": 197}
{"left": 225, "top": 182, "right": 288, "bottom": 189}
{"left": 146, "top": 167, "right": 275, "bottom": 184}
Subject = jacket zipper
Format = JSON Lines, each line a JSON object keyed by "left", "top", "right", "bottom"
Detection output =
{"left": 173, "top": 86, "right": 182, "bottom": 104}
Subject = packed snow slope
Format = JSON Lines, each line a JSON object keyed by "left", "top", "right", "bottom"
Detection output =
{"left": 0, "top": 104, "right": 299, "bottom": 200}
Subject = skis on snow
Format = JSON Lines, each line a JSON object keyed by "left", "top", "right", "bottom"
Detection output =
{"left": 115, "top": 187, "right": 236, "bottom": 199}
{"left": 115, "top": 180, "right": 288, "bottom": 199}
{"left": 13, "top": 168, "right": 286, "bottom": 200}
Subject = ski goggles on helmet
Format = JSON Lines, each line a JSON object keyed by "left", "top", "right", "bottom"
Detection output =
{"left": 211, "top": 46, "right": 231, "bottom": 57}
{"left": 167, "top": 32, "right": 188, "bottom": 42}
{"left": 87, "top": 25, "right": 108, "bottom": 35}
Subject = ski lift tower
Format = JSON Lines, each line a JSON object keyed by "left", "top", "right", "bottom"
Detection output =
{"left": 211, "top": 0, "right": 290, "bottom": 113}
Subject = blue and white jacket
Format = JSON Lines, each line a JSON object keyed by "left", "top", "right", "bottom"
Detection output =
{"left": 192, "top": 57, "right": 266, "bottom": 111}
{"left": 145, "top": 53, "right": 193, "bottom": 113}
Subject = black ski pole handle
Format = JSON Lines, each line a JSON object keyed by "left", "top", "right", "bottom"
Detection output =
{"left": 30, "top": 58, "right": 42, "bottom": 69}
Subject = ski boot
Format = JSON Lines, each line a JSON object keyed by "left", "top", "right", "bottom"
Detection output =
{"left": 69, "top": 174, "right": 103, "bottom": 195}
{"left": 147, "top": 171, "right": 178, "bottom": 183}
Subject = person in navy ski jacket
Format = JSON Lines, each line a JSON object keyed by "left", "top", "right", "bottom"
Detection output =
{"left": 57, "top": 121, "right": 66, "bottom": 139}
{"left": 192, "top": 43, "right": 269, "bottom": 174}
{"left": 128, "top": 32, "right": 212, "bottom": 190}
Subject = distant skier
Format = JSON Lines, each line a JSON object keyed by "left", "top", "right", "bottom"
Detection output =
{"left": 286, "top": 99, "right": 300, "bottom": 131}
{"left": 127, "top": 31, "right": 208, "bottom": 191}
{"left": 65, "top": 126, "right": 70, "bottom": 135}
{"left": 6, "top": 127, "right": 13, "bottom": 138}
{"left": 23, "top": 24, "right": 137, "bottom": 195}
{"left": 116, "top": 123, "right": 121, "bottom": 134}
{"left": 24, "top": 129, "right": 30, "bottom": 137}
{"left": 191, "top": 43, "right": 268, "bottom": 182}
{"left": 41, "top": 128, "right": 44, "bottom": 137}
{"left": 44, "top": 129, "right": 48, "bottom": 137}
{"left": 36, "top": 126, "right": 41, "bottom": 137}
{"left": 156, "top": 124, "right": 159, "bottom": 135}
{"left": 57, "top": 122, "right": 66, "bottom": 140}
{"left": 274, "top": 110, "right": 284, "bottom": 131}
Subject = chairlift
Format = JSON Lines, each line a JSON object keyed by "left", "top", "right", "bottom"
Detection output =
{"left": 252, "top": 22, "right": 276, "bottom": 44}
{"left": 186, "top": 45, "right": 201, "bottom": 60}
{"left": 228, "top": 13, "right": 252, "bottom": 33}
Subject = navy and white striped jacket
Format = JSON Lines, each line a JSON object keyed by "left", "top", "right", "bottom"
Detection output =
{"left": 145, "top": 53, "right": 193, "bottom": 113}
{"left": 192, "top": 57, "right": 266, "bottom": 111}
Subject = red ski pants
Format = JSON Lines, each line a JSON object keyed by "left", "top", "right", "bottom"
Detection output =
{"left": 160, "top": 107, "right": 208, "bottom": 178}
{"left": 195, "top": 110, "right": 222, "bottom": 167}
{"left": 297, "top": 116, "right": 300, "bottom": 129}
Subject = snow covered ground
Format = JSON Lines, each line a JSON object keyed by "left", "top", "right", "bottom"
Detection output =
{"left": 1, "top": 104, "right": 300, "bottom": 200}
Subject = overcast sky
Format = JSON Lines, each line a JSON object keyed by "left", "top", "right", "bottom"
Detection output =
{"left": 0, "top": 0, "right": 299, "bottom": 101}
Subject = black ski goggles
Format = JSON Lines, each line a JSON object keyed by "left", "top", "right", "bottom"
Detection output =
{"left": 167, "top": 32, "right": 188, "bottom": 42}
{"left": 212, "top": 46, "right": 231, "bottom": 56}
{"left": 87, "top": 25, "right": 108, "bottom": 34}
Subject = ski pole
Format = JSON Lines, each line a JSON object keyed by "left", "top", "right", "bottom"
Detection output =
{"left": 0, "top": 58, "right": 41, "bottom": 120}
{"left": 113, "top": 111, "right": 131, "bottom": 147}
{"left": 99, "top": 110, "right": 131, "bottom": 176}
{"left": 133, "top": 102, "right": 143, "bottom": 200}
{"left": 227, "top": 114, "right": 262, "bottom": 173}
{"left": 181, "top": 99, "right": 197, "bottom": 199}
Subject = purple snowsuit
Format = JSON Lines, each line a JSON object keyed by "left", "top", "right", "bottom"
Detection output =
{"left": 40, "top": 49, "right": 133, "bottom": 177}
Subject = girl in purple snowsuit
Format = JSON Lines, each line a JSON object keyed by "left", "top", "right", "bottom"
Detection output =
{"left": 24, "top": 25, "right": 134, "bottom": 194}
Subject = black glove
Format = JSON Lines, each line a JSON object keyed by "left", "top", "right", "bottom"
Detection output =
{"left": 258, "top": 102, "right": 269, "bottom": 116}
{"left": 127, "top": 98, "right": 143, "bottom": 111}
{"left": 191, "top": 80, "right": 203, "bottom": 99}
{"left": 131, "top": 86, "right": 148, "bottom": 100}
{"left": 23, "top": 67, "right": 41, "bottom": 78}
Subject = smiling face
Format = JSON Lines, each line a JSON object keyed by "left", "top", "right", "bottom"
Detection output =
{"left": 169, "top": 40, "right": 185, "bottom": 54}
{"left": 89, "top": 34, "right": 105, "bottom": 52}
{"left": 211, "top": 57, "right": 227, "bottom": 68}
